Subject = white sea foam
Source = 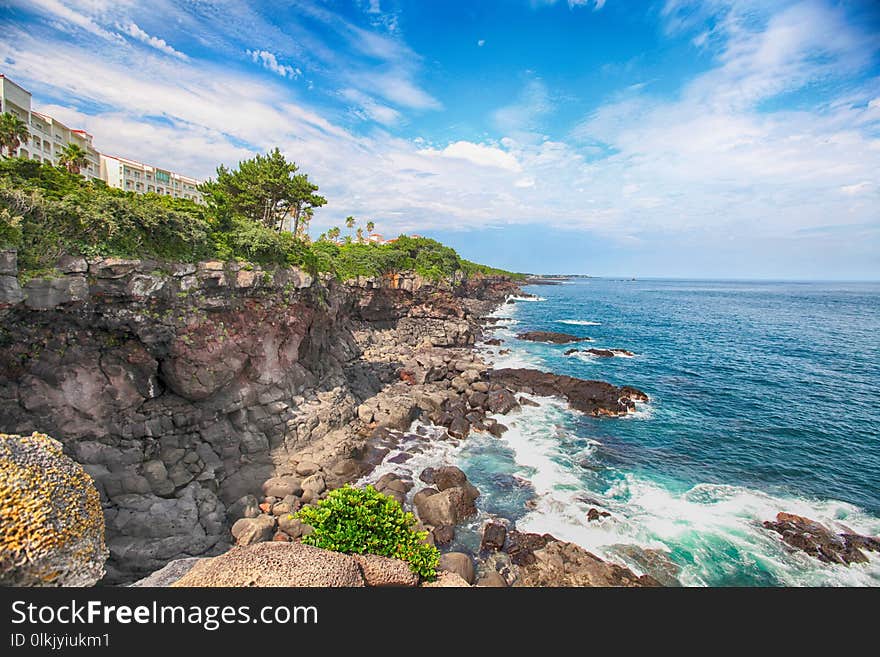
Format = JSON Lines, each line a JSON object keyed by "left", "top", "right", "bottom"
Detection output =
{"left": 491, "top": 399, "right": 880, "bottom": 586}
{"left": 557, "top": 319, "right": 602, "bottom": 326}
{"left": 508, "top": 295, "right": 546, "bottom": 302}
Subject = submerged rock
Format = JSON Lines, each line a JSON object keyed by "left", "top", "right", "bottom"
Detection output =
{"left": 489, "top": 368, "right": 648, "bottom": 417}
{"left": 762, "top": 512, "right": 880, "bottom": 565}
{"left": 516, "top": 331, "right": 592, "bottom": 344}
{"left": 0, "top": 432, "right": 108, "bottom": 586}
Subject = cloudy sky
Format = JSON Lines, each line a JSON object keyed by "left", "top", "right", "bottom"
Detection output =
{"left": 2, "top": 0, "right": 879, "bottom": 278}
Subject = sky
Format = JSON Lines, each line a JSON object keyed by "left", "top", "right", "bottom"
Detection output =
{"left": 1, "top": 0, "right": 879, "bottom": 278}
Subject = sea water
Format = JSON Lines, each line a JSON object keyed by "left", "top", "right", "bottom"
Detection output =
{"left": 368, "top": 279, "right": 880, "bottom": 586}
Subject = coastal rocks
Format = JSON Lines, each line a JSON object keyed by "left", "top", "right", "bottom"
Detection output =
{"left": 439, "top": 552, "right": 476, "bottom": 584}
{"left": 587, "top": 508, "right": 611, "bottom": 522}
{"left": 506, "top": 535, "right": 661, "bottom": 587}
{"left": 481, "top": 522, "right": 508, "bottom": 552}
{"left": 489, "top": 368, "right": 648, "bottom": 417}
{"left": 0, "top": 432, "right": 108, "bottom": 586}
{"left": 415, "top": 487, "right": 478, "bottom": 527}
{"left": 486, "top": 387, "right": 519, "bottom": 414}
{"left": 353, "top": 554, "right": 419, "bottom": 587}
{"left": 517, "top": 331, "right": 592, "bottom": 344}
{"left": 231, "top": 515, "right": 276, "bottom": 546}
{"left": 608, "top": 545, "right": 681, "bottom": 587}
{"left": 414, "top": 467, "right": 480, "bottom": 528}
{"left": 762, "top": 512, "right": 880, "bottom": 565}
{"left": 566, "top": 348, "right": 636, "bottom": 358}
{"left": 171, "top": 541, "right": 366, "bottom": 587}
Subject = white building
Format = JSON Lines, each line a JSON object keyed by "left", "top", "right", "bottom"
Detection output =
{"left": 1, "top": 73, "right": 202, "bottom": 203}
{"left": 100, "top": 154, "right": 203, "bottom": 203}
{"left": 1, "top": 75, "right": 101, "bottom": 181}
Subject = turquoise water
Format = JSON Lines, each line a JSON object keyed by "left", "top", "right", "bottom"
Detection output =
{"left": 371, "top": 279, "right": 880, "bottom": 586}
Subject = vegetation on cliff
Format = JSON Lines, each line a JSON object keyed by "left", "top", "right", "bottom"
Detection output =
{"left": 295, "top": 485, "right": 439, "bottom": 579}
{"left": 0, "top": 153, "right": 523, "bottom": 283}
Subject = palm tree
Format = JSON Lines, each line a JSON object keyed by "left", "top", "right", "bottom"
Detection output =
{"left": 356, "top": 227, "right": 364, "bottom": 244}
{"left": 327, "top": 226, "right": 341, "bottom": 243}
{"left": 345, "top": 215, "right": 356, "bottom": 239}
{"left": 366, "top": 220, "right": 375, "bottom": 234}
{"left": 0, "top": 112, "right": 30, "bottom": 158}
{"left": 58, "top": 143, "right": 89, "bottom": 175}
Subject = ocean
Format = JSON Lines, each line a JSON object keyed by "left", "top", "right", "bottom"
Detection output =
{"left": 367, "top": 278, "right": 880, "bottom": 586}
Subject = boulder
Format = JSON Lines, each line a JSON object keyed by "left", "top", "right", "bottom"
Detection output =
{"left": 432, "top": 525, "right": 455, "bottom": 545}
{"left": 172, "top": 542, "right": 365, "bottom": 587}
{"left": 227, "top": 494, "right": 261, "bottom": 522}
{"left": 476, "top": 571, "right": 508, "bottom": 587}
{"left": 439, "top": 552, "right": 475, "bottom": 584}
{"left": 0, "top": 432, "right": 108, "bottom": 586}
{"left": 278, "top": 514, "right": 311, "bottom": 539}
{"left": 295, "top": 461, "right": 321, "bottom": 477}
{"left": 432, "top": 466, "right": 469, "bottom": 491}
{"left": 354, "top": 554, "right": 419, "bottom": 587}
{"left": 481, "top": 522, "right": 507, "bottom": 552}
{"left": 262, "top": 476, "right": 302, "bottom": 498}
{"left": 486, "top": 388, "right": 519, "bottom": 414}
{"left": 415, "top": 487, "right": 478, "bottom": 527}
{"left": 447, "top": 416, "right": 470, "bottom": 439}
{"left": 231, "top": 515, "right": 276, "bottom": 546}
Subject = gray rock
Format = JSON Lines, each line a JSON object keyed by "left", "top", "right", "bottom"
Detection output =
{"left": 24, "top": 275, "right": 89, "bottom": 309}
{"left": 0, "top": 275, "right": 23, "bottom": 305}
{"left": 476, "top": 570, "right": 508, "bottom": 587}
{"left": 481, "top": 522, "right": 507, "bottom": 552}
{"left": 227, "top": 495, "right": 260, "bottom": 522}
{"left": 433, "top": 466, "right": 469, "bottom": 491}
{"left": 295, "top": 461, "right": 321, "bottom": 476}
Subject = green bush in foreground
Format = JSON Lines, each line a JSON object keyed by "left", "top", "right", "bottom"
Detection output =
{"left": 295, "top": 485, "right": 439, "bottom": 579}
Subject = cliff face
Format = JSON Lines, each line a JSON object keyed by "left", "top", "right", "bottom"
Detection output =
{"left": 0, "top": 250, "right": 518, "bottom": 582}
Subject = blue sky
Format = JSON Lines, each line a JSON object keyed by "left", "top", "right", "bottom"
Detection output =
{"left": 2, "top": 0, "right": 879, "bottom": 278}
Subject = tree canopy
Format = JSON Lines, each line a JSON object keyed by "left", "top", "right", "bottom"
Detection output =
{"left": 198, "top": 148, "right": 326, "bottom": 236}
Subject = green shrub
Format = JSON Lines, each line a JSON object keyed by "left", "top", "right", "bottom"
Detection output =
{"left": 295, "top": 484, "right": 439, "bottom": 579}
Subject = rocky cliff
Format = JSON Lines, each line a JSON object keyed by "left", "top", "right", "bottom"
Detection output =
{"left": 0, "top": 249, "right": 518, "bottom": 582}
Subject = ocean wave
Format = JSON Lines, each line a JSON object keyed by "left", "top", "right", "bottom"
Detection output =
{"left": 508, "top": 295, "right": 547, "bottom": 302}
{"left": 557, "top": 319, "right": 602, "bottom": 326}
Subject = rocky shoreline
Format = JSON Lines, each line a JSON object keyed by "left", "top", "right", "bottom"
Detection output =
{"left": 4, "top": 249, "right": 874, "bottom": 587}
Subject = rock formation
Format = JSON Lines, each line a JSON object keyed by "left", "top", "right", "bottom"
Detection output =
{"left": 516, "top": 331, "right": 592, "bottom": 344}
{"left": 489, "top": 368, "right": 648, "bottom": 417}
{"left": 0, "top": 431, "right": 108, "bottom": 586}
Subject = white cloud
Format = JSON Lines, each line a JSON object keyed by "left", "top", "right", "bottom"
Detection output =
{"left": 247, "top": 49, "right": 301, "bottom": 79}
{"left": 420, "top": 141, "right": 522, "bottom": 172}
{"left": 840, "top": 182, "right": 872, "bottom": 195}
{"left": 594, "top": 0, "right": 607, "bottom": 10}
{"left": 340, "top": 88, "right": 401, "bottom": 125}
{"left": 477, "top": 39, "right": 486, "bottom": 47}
{"left": 122, "top": 22, "right": 188, "bottom": 59}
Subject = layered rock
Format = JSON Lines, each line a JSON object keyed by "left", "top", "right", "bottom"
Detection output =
{"left": 0, "top": 249, "right": 520, "bottom": 582}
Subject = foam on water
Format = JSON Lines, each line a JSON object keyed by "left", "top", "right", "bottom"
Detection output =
{"left": 469, "top": 283, "right": 880, "bottom": 586}
{"left": 557, "top": 319, "right": 602, "bottom": 326}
